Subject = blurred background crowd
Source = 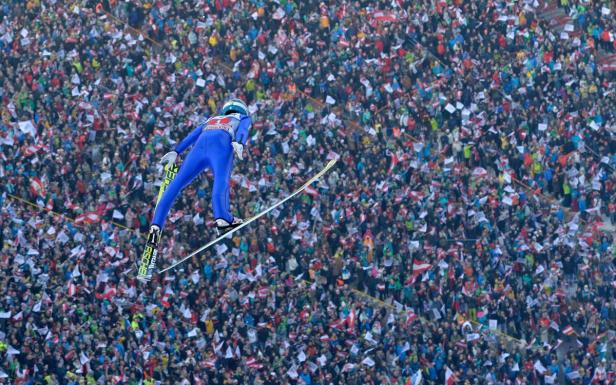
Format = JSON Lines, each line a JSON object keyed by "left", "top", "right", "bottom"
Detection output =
{"left": 0, "top": 0, "right": 614, "bottom": 384}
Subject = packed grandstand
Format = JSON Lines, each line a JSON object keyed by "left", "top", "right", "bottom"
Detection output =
{"left": 0, "top": 0, "right": 614, "bottom": 384}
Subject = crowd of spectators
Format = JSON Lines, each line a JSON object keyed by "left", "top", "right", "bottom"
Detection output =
{"left": 1, "top": 0, "right": 614, "bottom": 384}
{"left": 555, "top": 0, "right": 616, "bottom": 53}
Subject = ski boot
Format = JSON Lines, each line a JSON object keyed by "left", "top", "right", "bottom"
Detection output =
{"left": 215, "top": 217, "right": 243, "bottom": 235}
{"left": 137, "top": 225, "right": 162, "bottom": 282}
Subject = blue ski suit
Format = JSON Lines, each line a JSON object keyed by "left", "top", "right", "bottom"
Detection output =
{"left": 152, "top": 113, "right": 251, "bottom": 229}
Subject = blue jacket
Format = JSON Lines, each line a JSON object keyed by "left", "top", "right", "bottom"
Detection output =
{"left": 175, "top": 113, "right": 252, "bottom": 154}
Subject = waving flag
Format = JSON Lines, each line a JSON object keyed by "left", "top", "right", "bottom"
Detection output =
{"left": 446, "top": 367, "right": 455, "bottom": 385}
{"left": 255, "top": 287, "right": 268, "bottom": 298}
{"left": 68, "top": 281, "right": 77, "bottom": 297}
{"left": 372, "top": 10, "right": 398, "bottom": 23}
{"left": 405, "top": 260, "right": 432, "bottom": 285}
{"left": 408, "top": 369, "right": 422, "bottom": 385}
{"left": 304, "top": 185, "right": 319, "bottom": 197}
{"left": 345, "top": 309, "right": 356, "bottom": 333}
{"left": 245, "top": 357, "right": 263, "bottom": 369}
{"left": 471, "top": 167, "right": 488, "bottom": 178}
{"left": 95, "top": 285, "right": 117, "bottom": 300}
{"left": 30, "top": 177, "right": 46, "bottom": 197}
{"left": 413, "top": 261, "right": 432, "bottom": 275}
{"left": 75, "top": 212, "right": 101, "bottom": 224}
{"left": 327, "top": 150, "right": 341, "bottom": 161}
{"left": 161, "top": 292, "right": 172, "bottom": 308}
{"left": 329, "top": 319, "right": 344, "bottom": 330}
{"left": 406, "top": 310, "right": 418, "bottom": 326}
{"left": 23, "top": 144, "right": 46, "bottom": 157}
{"left": 65, "top": 200, "right": 79, "bottom": 211}
{"left": 408, "top": 191, "right": 425, "bottom": 202}
{"left": 12, "top": 311, "right": 23, "bottom": 322}
{"left": 387, "top": 149, "right": 399, "bottom": 172}
{"left": 204, "top": 357, "right": 216, "bottom": 369}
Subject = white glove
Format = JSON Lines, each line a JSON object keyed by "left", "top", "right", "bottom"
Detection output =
{"left": 160, "top": 151, "right": 178, "bottom": 166}
{"left": 232, "top": 142, "right": 244, "bottom": 161}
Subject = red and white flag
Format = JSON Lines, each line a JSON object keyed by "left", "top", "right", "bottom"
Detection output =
{"left": 161, "top": 293, "right": 172, "bottom": 308}
{"left": 345, "top": 309, "right": 356, "bottom": 332}
{"left": 96, "top": 285, "right": 117, "bottom": 300}
{"left": 13, "top": 311, "right": 24, "bottom": 321}
{"left": 329, "top": 319, "right": 344, "bottom": 330}
{"left": 412, "top": 261, "right": 432, "bottom": 275}
{"left": 408, "top": 191, "right": 425, "bottom": 202}
{"left": 563, "top": 325, "right": 575, "bottom": 336}
{"left": 471, "top": 167, "right": 488, "bottom": 178}
{"left": 327, "top": 150, "right": 341, "bottom": 161}
{"left": 304, "top": 185, "right": 319, "bottom": 197}
{"left": 372, "top": 10, "right": 397, "bottom": 23}
{"left": 445, "top": 366, "right": 455, "bottom": 385}
{"left": 23, "top": 144, "right": 46, "bottom": 157}
{"left": 68, "top": 281, "right": 77, "bottom": 297}
{"left": 245, "top": 357, "right": 263, "bottom": 369}
{"left": 75, "top": 212, "right": 101, "bottom": 224}
{"left": 30, "top": 177, "right": 46, "bottom": 197}
{"left": 65, "top": 200, "right": 79, "bottom": 211}
{"left": 406, "top": 310, "right": 418, "bottom": 326}
{"left": 104, "top": 246, "right": 117, "bottom": 257}
{"left": 387, "top": 150, "right": 399, "bottom": 173}
{"left": 257, "top": 287, "right": 269, "bottom": 298}
{"left": 203, "top": 357, "right": 216, "bottom": 369}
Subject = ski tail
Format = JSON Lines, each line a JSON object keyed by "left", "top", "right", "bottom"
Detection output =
{"left": 137, "top": 243, "right": 157, "bottom": 281}
{"left": 137, "top": 226, "right": 162, "bottom": 282}
{"left": 137, "top": 164, "right": 177, "bottom": 282}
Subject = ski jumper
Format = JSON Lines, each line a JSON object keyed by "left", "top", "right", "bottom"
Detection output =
{"left": 152, "top": 113, "right": 251, "bottom": 229}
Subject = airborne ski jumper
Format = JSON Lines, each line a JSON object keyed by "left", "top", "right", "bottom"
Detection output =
{"left": 138, "top": 98, "right": 251, "bottom": 281}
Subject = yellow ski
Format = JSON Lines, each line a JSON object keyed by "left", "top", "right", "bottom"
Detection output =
{"left": 137, "top": 163, "right": 178, "bottom": 281}
{"left": 156, "top": 164, "right": 179, "bottom": 205}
